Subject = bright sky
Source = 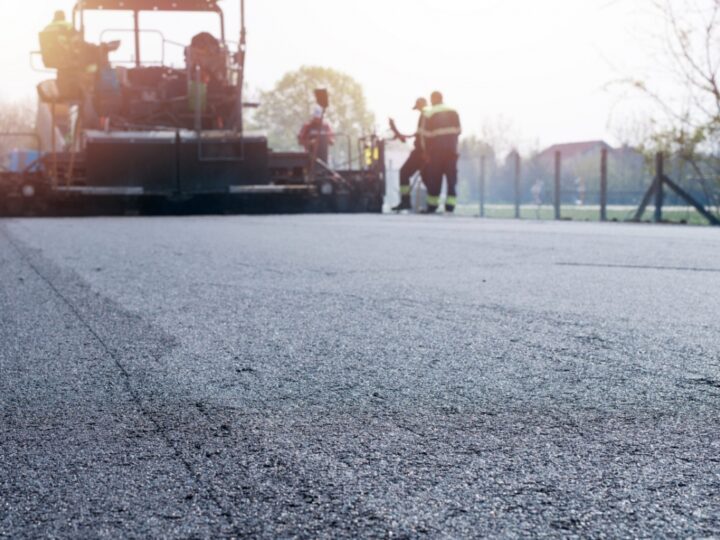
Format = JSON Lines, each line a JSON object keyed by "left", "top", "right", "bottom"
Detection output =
{"left": 1, "top": 0, "right": 665, "bottom": 150}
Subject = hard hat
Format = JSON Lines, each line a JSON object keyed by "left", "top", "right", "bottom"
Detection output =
{"left": 412, "top": 97, "right": 427, "bottom": 111}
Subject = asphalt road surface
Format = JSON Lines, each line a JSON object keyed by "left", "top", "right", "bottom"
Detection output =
{"left": 2, "top": 215, "right": 719, "bottom": 538}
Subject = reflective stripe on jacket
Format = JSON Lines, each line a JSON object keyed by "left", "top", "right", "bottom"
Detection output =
{"left": 420, "top": 104, "right": 461, "bottom": 155}
{"left": 41, "top": 20, "right": 76, "bottom": 49}
{"left": 43, "top": 20, "right": 74, "bottom": 38}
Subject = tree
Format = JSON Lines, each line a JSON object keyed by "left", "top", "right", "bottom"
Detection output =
{"left": 0, "top": 100, "right": 36, "bottom": 155}
{"left": 629, "top": 0, "right": 720, "bottom": 214}
{"left": 252, "top": 66, "right": 375, "bottom": 166}
{"left": 457, "top": 135, "right": 496, "bottom": 203}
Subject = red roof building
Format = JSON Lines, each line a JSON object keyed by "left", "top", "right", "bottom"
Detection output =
{"left": 537, "top": 140, "right": 614, "bottom": 161}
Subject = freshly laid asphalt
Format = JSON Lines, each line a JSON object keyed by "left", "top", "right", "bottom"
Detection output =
{"left": 1, "top": 215, "right": 719, "bottom": 538}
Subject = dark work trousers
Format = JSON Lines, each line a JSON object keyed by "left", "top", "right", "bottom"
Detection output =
{"left": 399, "top": 149, "right": 426, "bottom": 199}
{"left": 426, "top": 151, "right": 458, "bottom": 211}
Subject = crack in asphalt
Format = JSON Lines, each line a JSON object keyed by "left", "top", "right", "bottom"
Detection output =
{"left": 557, "top": 262, "right": 720, "bottom": 273}
{"left": 1, "top": 227, "right": 238, "bottom": 535}
{"left": 4, "top": 217, "right": 720, "bottom": 537}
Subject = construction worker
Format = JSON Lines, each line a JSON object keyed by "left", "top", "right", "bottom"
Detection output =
{"left": 420, "top": 91, "right": 461, "bottom": 213}
{"left": 390, "top": 97, "right": 428, "bottom": 212}
{"left": 39, "top": 11, "right": 86, "bottom": 100}
{"left": 41, "top": 10, "right": 75, "bottom": 42}
{"left": 39, "top": 11, "right": 119, "bottom": 100}
{"left": 298, "top": 105, "right": 335, "bottom": 163}
{"left": 39, "top": 11, "right": 78, "bottom": 68}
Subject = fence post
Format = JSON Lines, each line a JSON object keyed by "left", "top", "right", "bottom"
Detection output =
{"left": 479, "top": 155, "right": 486, "bottom": 218}
{"left": 600, "top": 148, "right": 608, "bottom": 222}
{"left": 654, "top": 152, "right": 664, "bottom": 223}
{"left": 514, "top": 152, "right": 521, "bottom": 219}
{"left": 554, "top": 151, "right": 561, "bottom": 220}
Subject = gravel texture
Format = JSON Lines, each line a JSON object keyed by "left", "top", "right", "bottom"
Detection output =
{"left": 1, "top": 215, "right": 719, "bottom": 538}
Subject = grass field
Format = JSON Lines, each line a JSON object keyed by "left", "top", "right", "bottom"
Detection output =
{"left": 452, "top": 204, "right": 718, "bottom": 225}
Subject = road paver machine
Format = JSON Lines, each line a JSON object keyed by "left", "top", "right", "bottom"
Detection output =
{"left": 0, "top": 0, "right": 385, "bottom": 214}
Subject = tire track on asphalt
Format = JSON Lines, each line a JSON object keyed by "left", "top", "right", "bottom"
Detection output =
{"left": 1, "top": 225, "right": 238, "bottom": 534}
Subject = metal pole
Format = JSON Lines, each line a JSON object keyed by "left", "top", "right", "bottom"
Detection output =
{"left": 514, "top": 152, "right": 521, "bottom": 219}
{"left": 240, "top": 0, "right": 246, "bottom": 46}
{"left": 347, "top": 136, "right": 352, "bottom": 169}
{"left": 133, "top": 10, "right": 141, "bottom": 67}
{"left": 217, "top": 8, "right": 226, "bottom": 43}
{"left": 237, "top": 0, "right": 247, "bottom": 133}
{"left": 50, "top": 103, "right": 57, "bottom": 189}
{"left": 479, "top": 155, "right": 486, "bottom": 217}
{"left": 654, "top": 152, "right": 664, "bottom": 223}
{"left": 600, "top": 148, "right": 608, "bottom": 222}
{"left": 554, "top": 151, "right": 561, "bottom": 220}
{"left": 664, "top": 175, "right": 720, "bottom": 226}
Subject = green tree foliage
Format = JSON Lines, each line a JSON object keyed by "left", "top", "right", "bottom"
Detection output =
{"left": 629, "top": 0, "right": 720, "bottom": 214}
{"left": 459, "top": 136, "right": 495, "bottom": 164}
{"left": 457, "top": 136, "right": 496, "bottom": 202}
{"left": 252, "top": 66, "right": 375, "bottom": 163}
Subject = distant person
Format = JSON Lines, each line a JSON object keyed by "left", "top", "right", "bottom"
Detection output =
{"left": 389, "top": 97, "right": 428, "bottom": 212}
{"left": 531, "top": 178, "right": 544, "bottom": 218}
{"left": 420, "top": 91, "right": 461, "bottom": 213}
{"left": 186, "top": 32, "right": 226, "bottom": 88}
{"left": 575, "top": 176, "right": 586, "bottom": 205}
{"left": 298, "top": 105, "right": 335, "bottom": 163}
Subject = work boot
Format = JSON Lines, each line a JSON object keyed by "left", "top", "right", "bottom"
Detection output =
{"left": 445, "top": 196, "right": 456, "bottom": 214}
{"left": 391, "top": 197, "right": 411, "bottom": 212}
{"left": 421, "top": 205, "right": 438, "bottom": 214}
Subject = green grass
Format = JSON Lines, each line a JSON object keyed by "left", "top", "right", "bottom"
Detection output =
{"left": 454, "top": 204, "right": 717, "bottom": 226}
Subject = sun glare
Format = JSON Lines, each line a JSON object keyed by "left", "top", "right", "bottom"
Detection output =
{"left": 3, "top": 0, "right": 660, "bottom": 146}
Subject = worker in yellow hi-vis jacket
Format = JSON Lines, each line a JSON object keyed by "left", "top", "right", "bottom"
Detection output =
{"left": 419, "top": 91, "right": 461, "bottom": 213}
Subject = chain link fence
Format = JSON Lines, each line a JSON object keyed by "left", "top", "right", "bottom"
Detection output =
{"left": 386, "top": 145, "right": 720, "bottom": 225}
